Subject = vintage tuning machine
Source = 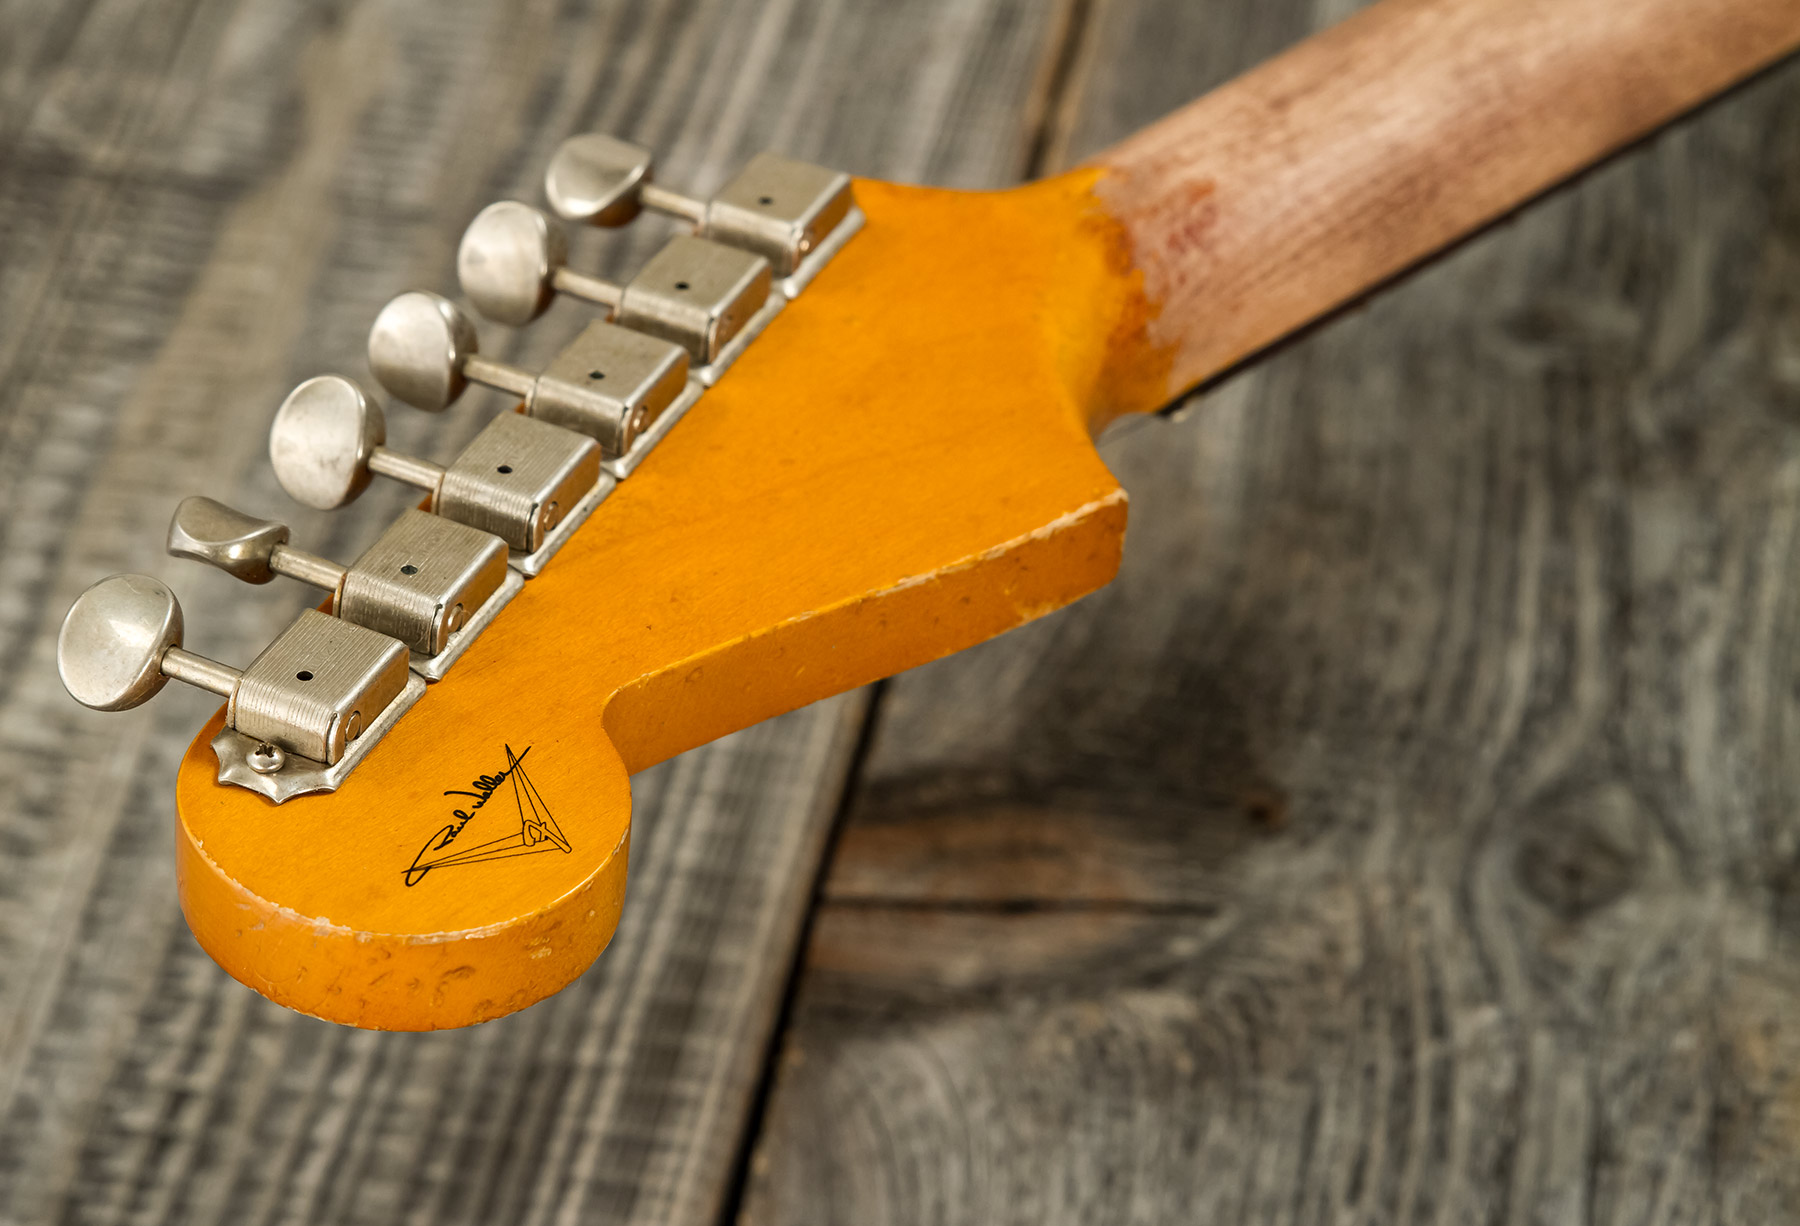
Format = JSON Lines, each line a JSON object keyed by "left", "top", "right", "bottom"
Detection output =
{"left": 270, "top": 374, "right": 605, "bottom": 576}
{"left": 57, "top": 572, "right": 422, "bottom": 803}
{"left": 453, "top": 202, "right": 777, "bottom": 380}
{"left": 543, "top": 134, "right": 862, "bottom": 293}
{"left": 165, "top": 495, "right": 519, "bottom": 682}
{"left": 365, "top": 290, "right": 699, "bottom": 473}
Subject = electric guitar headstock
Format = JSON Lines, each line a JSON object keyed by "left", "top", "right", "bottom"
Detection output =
{"left": 56, "top": 0, "right": 1800, "bottom": 1029}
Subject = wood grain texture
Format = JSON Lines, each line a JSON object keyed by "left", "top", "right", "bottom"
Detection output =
{"left": 0, "top": 0, "right": 1072, "bottom": 1218}
{"left": 1092, "top": 0, "right": 1800, "bottom": 401}
{"left": 743, "top": 1, "right": 1800, "bottom": 1223}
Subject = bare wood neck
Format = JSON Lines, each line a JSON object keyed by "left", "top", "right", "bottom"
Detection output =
{"left": 1088, "top": 0, "right": 1800, "bottom": 408}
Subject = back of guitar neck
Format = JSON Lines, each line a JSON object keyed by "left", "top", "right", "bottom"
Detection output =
{"left": 1091, "top": 0, "right": 1800, "bottom": 400}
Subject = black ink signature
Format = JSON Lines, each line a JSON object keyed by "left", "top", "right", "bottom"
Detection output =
{"left": 405, "top": 744, "right": 572, "bottom": 886}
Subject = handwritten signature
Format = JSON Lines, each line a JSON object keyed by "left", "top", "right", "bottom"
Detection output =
{"left": 404, "top": 744, "right": 571, "bottom": 886}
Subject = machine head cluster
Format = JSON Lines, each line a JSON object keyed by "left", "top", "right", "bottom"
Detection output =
{"left": 58, "top": 136, "right": 864, "bottom": 802}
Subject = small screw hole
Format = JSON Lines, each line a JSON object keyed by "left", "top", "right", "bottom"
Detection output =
{"left": 588, "top": 370, "right": 606, "bottom": 380}
{"left": 674, "top": 281, "right": 690, "bottom": 291}
{"left": 401, "top": 564, "right": 418, "bottom": 575}
{"left": 758, "top": 196, "right": 774, "bottom": 205}
{"left": 296, "top": 670, "right": 314, "bottom": 681}
{"left": 496, "top": 464, "right": 513, "bottom": 474}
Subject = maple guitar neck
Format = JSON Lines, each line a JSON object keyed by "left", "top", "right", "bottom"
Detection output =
{"left": 1089, "top": 0, "right": 1800, "bottom": 410}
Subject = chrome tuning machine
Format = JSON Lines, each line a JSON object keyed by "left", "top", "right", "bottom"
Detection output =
{"left": 454, "top": 204, "right": 773, "bottom": 370}
{"left": 544, "top": 134, "right": 857, "bottom": 280}
{"left": 270, "top": 375, "right": 602, "bottom": 562}
{"left": 166, "top": 495, "right": 516, "bottom": 679}
{"left": 58, "top": 573, "right": 419, "bottom": 799}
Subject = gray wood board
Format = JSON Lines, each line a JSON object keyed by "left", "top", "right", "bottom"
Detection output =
{"left": 0, "top": 1, "right": 1072, "bottom": 1222}
{"left": 743, "top": 1, "right": 1800, "bottom": 1223}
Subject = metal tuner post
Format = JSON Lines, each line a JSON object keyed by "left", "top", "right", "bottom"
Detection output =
{"left": 366, "top": 293, "right": 693, "bottom": 457}
{"left": 166, "top": 496, "right": 517, "bottom": 680}
{"left": 544, "top": 133, "right": 857, "bottom": 281}
{"left": 453, "top": 205, "right": 774, "bottom": 370}
{"left": 58, "top": 573, "right": 419, "bottom": 800}
{"left": 270, "top": 375, "right": 603, "bottom": 570}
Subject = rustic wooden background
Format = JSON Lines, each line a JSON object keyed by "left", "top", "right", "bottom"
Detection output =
{"left": 2, "top": 0, "right": 1797, "bottom": 1222}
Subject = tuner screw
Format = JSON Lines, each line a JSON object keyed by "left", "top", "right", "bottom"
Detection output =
{"left": 457, "top": 202, "right": 625, "bottom": 327}
{"left": 544, "top": 134, "right": 707, "bottom": 229}
{"left": 248, "top": 742, "right": 286, "bottom": 774}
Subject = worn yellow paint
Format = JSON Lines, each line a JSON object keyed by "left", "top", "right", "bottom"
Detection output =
{"left": 174, "top": 171, "right": 1168, "bottom": 1030}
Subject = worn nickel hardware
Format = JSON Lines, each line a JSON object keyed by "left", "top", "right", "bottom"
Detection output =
{"left": 545, "top": 134, "right": 857, "bottom": 280}
{"left": 454, "top": 208, "right": 773, "bottom": 366}
{"left": 268, "top": 372, "right": 441, "bottom": 510}
{"left": 372, "top": 288, "right": 719, "bottom": 429}
{"left": 167, "top": 496, "right": 515, "bottom": 675}
{"left": 533, "top": 321, "right": 690, "bottom": 458}
{"left": 61, "top": 573, "right": 240, "bottom": 713}
{"left": 58, "top": 573, "right": 418, "bottom": 800}
{"left": 59, "top": 137, "right": 863, "bottom": 796}
{"left": 361, "top": 293, "right": 690, "bottom": 459}
{"left": 617, "top": 234, "right": 774, "bottom": 372}
{"left": 367, "top": 290, "right": 532, "bottom": 412}
{"left": 455, "top": 200, "right": 620, "bottom": 328}
{"left": 270, "top": 374, "right": 601, "bottom": 555}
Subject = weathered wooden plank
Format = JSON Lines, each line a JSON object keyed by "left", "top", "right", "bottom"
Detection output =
{"left": 742, "top": 1, "right": 1800, "bottom": 1222}
{"left": 0, "top": 0, "right": 1073, "bottom": 1221}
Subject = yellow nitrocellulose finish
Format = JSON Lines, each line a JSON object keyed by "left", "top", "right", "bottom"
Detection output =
{"left": 175, "top": 172, "right": 1168, "bottom": 1030}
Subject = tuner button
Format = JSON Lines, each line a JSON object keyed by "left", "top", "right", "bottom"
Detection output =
{"left": 457, "top": 202, "right": 570, "bottom": 327}
{"left": 58, "top": 574, "right": 183, "bottom": 711}
{"left": 167, "top": 496, "right": 290, "bottom": 583}
{"left": 545, "top": 134, "right": 655, "bottom": 227}
{"left": 270, "top": 375, "right": 386, "bottom": 510}
{"left": 368, "top": 291, "right": 480, "bottom": 412}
